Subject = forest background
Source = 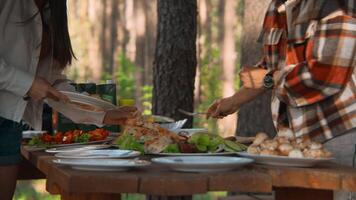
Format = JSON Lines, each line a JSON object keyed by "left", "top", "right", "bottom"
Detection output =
{"left": 15, "top": 0, "right": 273, "bottom": 199}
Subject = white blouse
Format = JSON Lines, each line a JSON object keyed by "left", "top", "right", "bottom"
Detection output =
{"left": 0, "top": 0, "right": 76, "bottom": 130}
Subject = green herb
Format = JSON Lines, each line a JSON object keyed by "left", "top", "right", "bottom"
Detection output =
{"left": 74, "top": 133, "right": 91, "bottom": 143}
{"left": 116, "top": 132, "right": 145, "bottom": 153}
{"left": 223, "top": 140, "right": 247, "bottom": 152}
{"left": 28, "top": 136, "right": 42, "bottom": 146}
{"left": 162, "top": 144, "right": 180, "bottom": 153}
{"left": 188, "top": 133, "right": 224, "bottom": 152}
{"left": 28, "top": 136, "right": 51, "bottom": 148}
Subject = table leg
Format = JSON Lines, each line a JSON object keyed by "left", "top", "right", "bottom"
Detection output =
{"left": 275, "top": 187, "right": 333, "bottom": 200}
{"left": 60, "top": 192, "right": 121, "bottom": 200}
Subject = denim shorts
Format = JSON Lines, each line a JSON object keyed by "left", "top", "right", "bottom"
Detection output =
{"left": 0, "top": 116, "right": 23, "bottom": 165}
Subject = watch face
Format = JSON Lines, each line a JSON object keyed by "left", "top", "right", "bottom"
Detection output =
{"left": 263, "top": 74, "right": 274, "bottom": 89}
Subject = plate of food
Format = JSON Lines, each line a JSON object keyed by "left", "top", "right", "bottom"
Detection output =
{"left": 46, "top": 91, "right": 117, "bottom": 126}
{"left": 54, "top": 149, "right": 140, "bottom": 159}
{"left": 28, "top": 128, "right": 113, "bottom": 148}
{"left": 53, "top": 158, "right": 150, "bottom": 171}
{"left": 237, "top": 132, "right": 333, "bottom": 167}
{"left": 152, "top": 156, "right": 253, "bottom": 172}
{"left": 114, "top": 120, "right": 247, "bottom": 155}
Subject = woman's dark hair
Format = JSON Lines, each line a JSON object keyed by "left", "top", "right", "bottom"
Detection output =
{"left": 48, "top": 0, "right": 76, "bottom": 68}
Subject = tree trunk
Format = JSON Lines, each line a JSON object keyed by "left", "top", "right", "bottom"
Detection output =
{"left": 237, "top": 0, "right": 276, "bottom": 137}
{"left": 218, "top": 0, "right": 238, "bottom": 137}
{"left": 134, "top": 0, "right": 146, "bottom": 109}
{"left": 153, "top": 0, "right": 198, "bottom": 127}
{"left": 87, "top": 0, "right": 103, "bottom": 82}
{"left": 125, "top": 0, "right": 136, "bottom": 62}
{"left": 107, "top": 0, "right": 119, "bottom": 77}
{"left": 143, "top": 0, "right": 157, "bottom": 86}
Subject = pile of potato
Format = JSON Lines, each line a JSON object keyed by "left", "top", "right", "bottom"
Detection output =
{"left": 247, "top": 132, "right": 332, "bottom": 159}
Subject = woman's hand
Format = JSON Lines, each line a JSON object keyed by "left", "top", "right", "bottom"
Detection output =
{"left": 27, "top": 76, "right": 69, "bottom": 102}
{"left": 240, "top": 67, "right": 268, "bottom": 89}
{"left": 206, "top": 86, "right": 267, "bottom": 119}
{"left": 206, "top": 96, "right": 240, "bottom": 119}
{"left": 103, "top": 106, "right": 139, "bottom": 125}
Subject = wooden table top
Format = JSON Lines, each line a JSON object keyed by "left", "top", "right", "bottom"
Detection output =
{"left": 21, "top": 146, "right": 356, "bottom": 196}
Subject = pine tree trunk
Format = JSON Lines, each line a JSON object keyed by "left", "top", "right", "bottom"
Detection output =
{"left": 236, "top": 0, "right": 276, "bottom": 137}
{"left": 143, "top": 0, "right": 157, "bottom": 86}
{"left": 134, "top": 0, "right": 146, "bottom": 108}
{"left": 217, "top": 0, "right": 238, "bottom": 137}
{"left": 153, "top": 0, "right": 198, "bottom": 127}
{"left": 87, "top": 0, "right": 103, "bottom": 82}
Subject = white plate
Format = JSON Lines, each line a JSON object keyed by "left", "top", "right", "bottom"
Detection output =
{"left": 46, "top": 144, "right": 111, "bottom": 153}
{"left": 152, "top": 156, "right": 253, "bottom": 172}
{"left": 172, "top": 128, "right": 209, "bottom": 136}
{"left": 46, "top": 91, "right": 117, "bottom": 127}
{"left": 22, "top": 130, "right": 47, "bottom": 139}
{"left": 48, "top": 137, "right": 114, "bottom": 148}
{"left": 150, "top": 152, "right": 236, "bottom": 156}
{"left": 53, "top": 158, "right": 150, "bottom": 171}
{"left": 55, "top": 149, "right": 140, "bottom": 159}
{"left": 237, "top": 152, "right": 333, "bottom": 167}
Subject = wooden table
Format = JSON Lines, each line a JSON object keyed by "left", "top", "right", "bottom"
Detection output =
{"left": 21, "top": 146, "right": 356, "bottom": 200}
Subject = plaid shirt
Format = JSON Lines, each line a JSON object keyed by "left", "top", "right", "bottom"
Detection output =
{"left": 259, "top": 0, "right": 356, "bottom": 142}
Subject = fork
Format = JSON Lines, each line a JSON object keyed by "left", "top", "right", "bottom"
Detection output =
{"left": 178, "top": 109, "right": 207, "bottom": 116}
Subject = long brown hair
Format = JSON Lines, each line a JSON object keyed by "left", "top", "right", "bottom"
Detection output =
{"left": 48, "top": 0, "right": 76, "bottom": 68}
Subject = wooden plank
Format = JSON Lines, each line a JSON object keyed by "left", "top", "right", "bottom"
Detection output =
{"left": 147, "top": 195, "right": 192, "bottom": 200}
{"left": 139, "top": 171, "right": 208, "bottom": 195}
{"left": 274, "top": 187, "right": 333, "bottom": 200}
{"left": 135, "top": 162, "right": 208, "bottom": 195}
{"left": 340, "top": 169, "right": 356, "bottom": 192}
{"left": 208, "top": 168, "right": 272, "bottom": 193}
{"left": 61, "top": 192, "right": 120, "bottom": 200}
{"left": 46, "top": 165, "right": 139, "bottom": 194}
{"left": 261, "top": 165, "right": 342, "bottom": 190}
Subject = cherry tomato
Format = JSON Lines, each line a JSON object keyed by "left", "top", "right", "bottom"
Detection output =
{"left": 54, "top": 132, "right": 63, "bottom": 144}
{"left": 63, "top": 131, "right": 75, "bottom": 144}
{"left": 41, "top": 133, "right": 53, "bottom": 144}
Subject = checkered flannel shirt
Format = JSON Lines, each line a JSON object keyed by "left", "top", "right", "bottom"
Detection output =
{"left": 259, "top": 0, "right": 356, "bottom": 142}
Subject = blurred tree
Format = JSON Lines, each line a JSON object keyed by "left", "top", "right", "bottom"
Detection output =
{"left": 153, "top": 0, "right": 198, "bottom": 127}
{"left": 217, "top": 0, "right": 238, "bottom": 137}
{"left": 236, "top": 0, "right": 277, "bottom": 137}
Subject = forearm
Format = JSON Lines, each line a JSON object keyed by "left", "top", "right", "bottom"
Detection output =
{"left": 231, "top": 86, "right": 266, "bottom": 107}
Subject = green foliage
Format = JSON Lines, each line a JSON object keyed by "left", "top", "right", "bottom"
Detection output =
{"left": 14, "top": 180, "right": 60, "bottom": 200}
{"left": 117, "top": 52, "right": 136, "bottom": 99}
{"left": 141, "top": 85, "right": 153, "bottom": 115}
{"left": 195, "top": 47, "right": 222, "bottom": 133}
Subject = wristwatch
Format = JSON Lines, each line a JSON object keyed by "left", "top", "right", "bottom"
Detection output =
{"left": 263, "top": 71, "right": 274, "bottom": 89}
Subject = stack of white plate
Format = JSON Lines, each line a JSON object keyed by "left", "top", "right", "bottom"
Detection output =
{"left": 52, "top": 149, "right": 150, "bottom": 171}
{"left": 53, "top": 158, "right": 150, "bottom": 171}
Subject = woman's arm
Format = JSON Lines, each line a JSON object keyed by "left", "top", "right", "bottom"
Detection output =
{"left": 206, "top": 86, "right": 266, "bottom": 118}
{"left": 278, "top": 14, "right": 355, "bottom": 107}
